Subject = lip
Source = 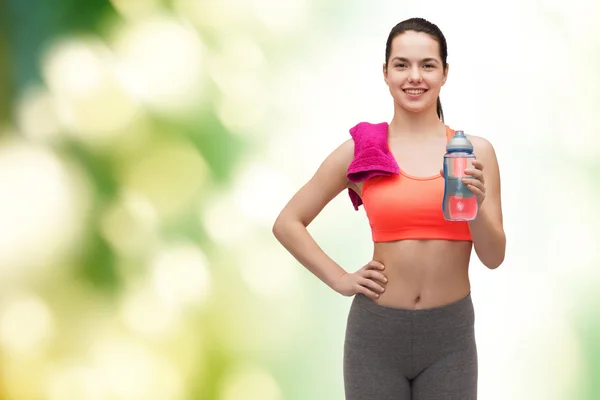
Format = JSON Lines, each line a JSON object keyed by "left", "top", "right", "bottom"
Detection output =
{"left": 402, "top": 88, "right": 428, "bottom": 98}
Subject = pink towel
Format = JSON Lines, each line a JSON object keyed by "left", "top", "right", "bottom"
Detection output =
{"left": 346, "top": 122, "right": 399, "bottom": 210}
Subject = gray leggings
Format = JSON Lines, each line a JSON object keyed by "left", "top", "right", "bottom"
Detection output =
{"left": 343, "top": 293, "right": 477, "bottom": 400}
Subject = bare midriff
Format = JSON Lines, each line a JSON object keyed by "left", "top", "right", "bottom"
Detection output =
{"left": 372, "top": 239, "right": 472, "bottom": 309}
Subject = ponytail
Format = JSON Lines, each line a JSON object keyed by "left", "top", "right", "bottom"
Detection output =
{"left": 436, "top": 97, "right": 444, "bottom": 122}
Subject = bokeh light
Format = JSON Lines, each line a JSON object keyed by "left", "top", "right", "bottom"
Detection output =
{"left": 0, "top": 141, "right": 88, "bottom": 279}
{"left": 119, "top": 140, "right": 209, "bottom": 219}
{"left": 150, "top": 242, "right": 211, "bottom": 310}
{"left": 0, "top": 292, "right": 55, "bottom": 355}
{"left": 16, "top": 86, "right": 62, "bottom": 142}
{"left": 219, "top": 363, "right": 283, "bottom": 400}
{"left": 42, "top": 37, "right": 141, "bottom": 143}
{"left": 112, "top": 16, "right": 206, "bottom": 117}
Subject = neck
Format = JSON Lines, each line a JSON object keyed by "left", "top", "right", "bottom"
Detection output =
{"left": 388, "top": 102, "right": 445, "bottom": 138}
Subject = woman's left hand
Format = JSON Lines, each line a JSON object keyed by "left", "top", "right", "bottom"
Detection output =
{"left": 440, "top": 160, "right": 486, "bottom": 206}
{"left": 463, "top": 160, "right": 486, "bottom": 206}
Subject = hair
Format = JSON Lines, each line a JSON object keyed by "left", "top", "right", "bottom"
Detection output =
{"left": 384, "top": 18, "right": 448, "bottom": 122}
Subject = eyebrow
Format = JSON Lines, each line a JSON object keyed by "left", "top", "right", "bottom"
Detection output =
{"left": 391, "top": 57, "right": 440, "bottom": 64}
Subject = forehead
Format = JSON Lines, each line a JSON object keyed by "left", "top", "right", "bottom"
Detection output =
{"left": 390, "top": 31, "right": 441, "bottom": 59}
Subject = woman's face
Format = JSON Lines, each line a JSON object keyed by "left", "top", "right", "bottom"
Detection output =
{"left": 383, "top": 31, "right": 448, "bottom": 114}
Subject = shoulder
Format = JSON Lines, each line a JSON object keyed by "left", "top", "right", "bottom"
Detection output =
{"left": 466, "top": 134, "right": 497, "bottom": 159}
{"left": 466, "top": 134, "right": 500, "bottom": 174}
{"left": 321, "top": 119, "right": 382, "bottom": 169}
{"left": 312, "top": 138, "right": 355, "bottom": 176}
{"left": 466, "top": 133, "right": 492, "bottom": 149}
{"left": 334, "top": 120, "right": 386, "bottom": 163}
{"left": 333, "top": 138, "right": 355, "bottom": 167}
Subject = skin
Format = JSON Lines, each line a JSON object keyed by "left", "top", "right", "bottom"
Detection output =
{"left": 273, "top": 30, "right": 505, "bottom": 310}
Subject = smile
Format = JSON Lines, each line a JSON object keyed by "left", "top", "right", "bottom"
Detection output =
{"left": 403, "top": 89, "right": 427, "bottom": 95}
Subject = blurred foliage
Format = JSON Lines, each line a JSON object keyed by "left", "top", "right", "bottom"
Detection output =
{"left": 1, "top": 1, "right": 599, "bottom": 399}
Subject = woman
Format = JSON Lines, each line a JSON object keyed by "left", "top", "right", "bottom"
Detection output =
{"left": 272, "top": 17, "right": 505, "bottom": 400}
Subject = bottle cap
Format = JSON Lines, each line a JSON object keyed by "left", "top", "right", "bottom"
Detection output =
{"left": 446, "top": 130, "right": 473, "bottom": 152}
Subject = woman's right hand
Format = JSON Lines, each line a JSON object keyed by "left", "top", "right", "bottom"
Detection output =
{"left": 333, "top": 260, "right": 387, "bottom": 300}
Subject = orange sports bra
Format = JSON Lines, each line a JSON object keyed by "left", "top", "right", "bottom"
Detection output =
{"left": 361, "top": 126, "right": 472, "bottom": 243}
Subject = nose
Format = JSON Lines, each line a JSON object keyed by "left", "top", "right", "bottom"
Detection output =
{"left": 409, "top": 67, "right": 422, "bottom": 83}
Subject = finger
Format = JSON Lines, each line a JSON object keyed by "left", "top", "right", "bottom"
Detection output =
{"left": 463, "top": 176, "right": 484, "bottom": 188}
{"left": 464, "top": 169, "right": 484, "bottom": 183}
{"left": 465, "top": 183, "right": 485, "bottom": 198}
{"left": 356, "top": 284, "right": 380, "bottom": 300}
{"left": 463, "top": 178, "right": 485, "bottom": 192}
{"left": 365, "top": 260, "right": 385, "bottom": 270}
{"left": 471, "top": 160, "right": 484, "bottom": 170}
{"left": 359, "top": 277, "right": 386, "bottom": 294}
{"left": 364, "top": 269, "right": 388, "bottom": 284}
{"left": 439, "top": 168, "right": 444, "bottom": 177}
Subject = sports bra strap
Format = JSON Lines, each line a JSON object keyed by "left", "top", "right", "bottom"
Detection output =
{"left": 445, "top": 125, "right": 455, "bottom": 142}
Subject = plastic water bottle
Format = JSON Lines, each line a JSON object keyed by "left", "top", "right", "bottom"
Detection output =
{"left": 442, "top": 130, "right": 477, "bottom": 221}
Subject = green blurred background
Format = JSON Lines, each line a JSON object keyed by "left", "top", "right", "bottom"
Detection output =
{"left": 0, "top": 0, "right": 598, "bottom": 399}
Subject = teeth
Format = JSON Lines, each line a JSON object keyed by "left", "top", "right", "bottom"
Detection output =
{"left": 405, "top": 89, "right": 425, "bottom": 94}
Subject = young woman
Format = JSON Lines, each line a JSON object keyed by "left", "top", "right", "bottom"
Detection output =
{"left": 272, "top": 17, "right": 505, "bottom": 400}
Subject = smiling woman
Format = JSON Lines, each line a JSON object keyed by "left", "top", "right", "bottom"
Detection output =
{"left": 273, "top": 17, "right": 505, "bottom": 400}
{"left": 383, "top": 20, "right": 448, "bottom": 121}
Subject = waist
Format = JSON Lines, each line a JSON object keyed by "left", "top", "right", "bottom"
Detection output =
{"left": 353, "top": 291, "right": 474, "bottom": 324}
{"left": 371, "top": 240, "right": 472, "bottom": 309}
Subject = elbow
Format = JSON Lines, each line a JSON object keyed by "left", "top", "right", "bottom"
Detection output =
{"left": 272, "top": 213, "right": 296, "bottom": 242}
{"left": 272, "top": 215, "right": 285, "bottom": 241}
{"left": 483, "top": 254, "right": 505, "bottom": 270}
{"left": 483, "top": 237, "right": 506, "bottom": 270}
{"left": 476, "top": 232, "right": 506, "bottom": 270}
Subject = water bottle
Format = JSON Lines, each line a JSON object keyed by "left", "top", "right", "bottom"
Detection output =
{"left": 442, "top": 130, "right": 477, "bottom": 221}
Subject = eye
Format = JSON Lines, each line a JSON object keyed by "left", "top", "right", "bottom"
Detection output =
{"left": 394, "top": 63, "right": 407, "bottom": 68}
{"left": 423, "top": 64, "right": 435, "bottom": 69}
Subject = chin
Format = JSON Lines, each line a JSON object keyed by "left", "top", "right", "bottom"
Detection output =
{"left": 402, "top": 104, "right": 426, "bottom": 113}
{"left": 393, "top": 100, "right": 428, "bottom": 114}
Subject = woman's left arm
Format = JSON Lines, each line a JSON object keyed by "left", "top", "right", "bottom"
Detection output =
{"left": 464, "top": 136, "right": 506, "bottom": 269}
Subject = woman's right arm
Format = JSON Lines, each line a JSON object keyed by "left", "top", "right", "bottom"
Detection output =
{"left": 272, "top": 139, "right": 387, "bottom": 299}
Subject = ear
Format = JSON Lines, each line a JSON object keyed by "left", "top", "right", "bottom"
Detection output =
{"left": 383, "top": 63, "right": 389, "bottom": 85}
{"left": 442, "top": 63, "right": 449, "bottom": 86}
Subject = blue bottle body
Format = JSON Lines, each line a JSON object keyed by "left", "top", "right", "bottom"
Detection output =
{"left": 442, "top": 131, "right": 478, "bottom": 221}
